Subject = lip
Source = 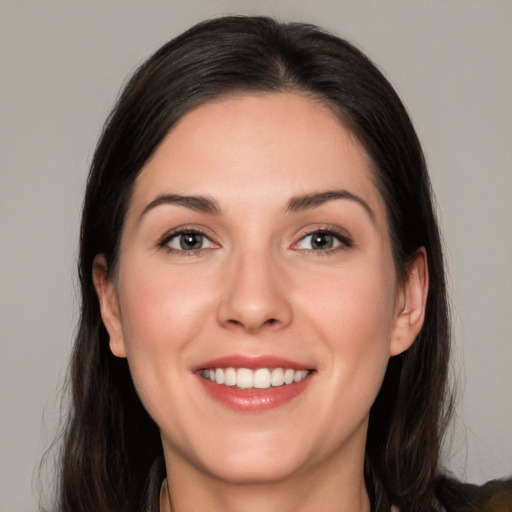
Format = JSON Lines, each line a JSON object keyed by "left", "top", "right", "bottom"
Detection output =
{"left": 193, "top": 355, "right": 311, "bottom": 371}
{"left": 194, "top": 355, "right": 314, "bottom": 412}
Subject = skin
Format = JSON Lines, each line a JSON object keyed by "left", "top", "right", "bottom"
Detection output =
{"left": 93, "top": 92, "right": 428, "bottom": 512}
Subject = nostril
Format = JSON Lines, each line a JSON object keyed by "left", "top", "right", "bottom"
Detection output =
{"left": 225, "top": 317, "right": 279, "bottom": 333}
{"left": 249, "top": 318, "right": 279, "bottom": 333}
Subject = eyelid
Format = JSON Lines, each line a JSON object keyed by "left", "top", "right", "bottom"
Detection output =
{"left": 158, "top": 225, "right": 220, "bottom": 252}
{"left": 291, "top": 225, "right": 353, "bottom": 251}
{"left": 156, "top": 224, "right": 352, "bottom": 254}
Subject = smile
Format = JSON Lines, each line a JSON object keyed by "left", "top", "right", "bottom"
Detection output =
{"left": 200, "top": 367, "right": 311, "bottom": 390}
{"left": 196, "top": 356, "right": 314, "bottom": 412}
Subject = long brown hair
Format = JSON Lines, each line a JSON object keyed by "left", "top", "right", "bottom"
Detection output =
{"left": 56, "top": 16, "right": 452, "bottom": 512}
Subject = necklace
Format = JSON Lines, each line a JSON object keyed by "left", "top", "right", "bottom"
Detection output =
{"left": 159, "top": 478, "right": 172, "bottom": 512}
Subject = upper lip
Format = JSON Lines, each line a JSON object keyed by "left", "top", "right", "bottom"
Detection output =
{"left": 193, "top": 355, "right": 312, "bottom": 371}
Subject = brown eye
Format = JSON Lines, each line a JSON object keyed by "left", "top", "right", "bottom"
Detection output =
{"left": 180, "top": 233, "right": 204, "bottom": 250}
{"left": 295, "top": 229, "right": 352, "bottom": 252}
{"left": 310, "top": 232, "right": 335, "bottom": 250}
{"left": 164, "top": 231, "right": 216, "bottom": 251}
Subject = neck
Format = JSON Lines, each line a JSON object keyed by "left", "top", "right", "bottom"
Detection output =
{"left": 161, "top": 444, "right": 371, "bottom": 512}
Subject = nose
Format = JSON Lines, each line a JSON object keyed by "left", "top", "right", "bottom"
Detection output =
{"left": 217, "top": 249, "right": 293, "bottom": 333}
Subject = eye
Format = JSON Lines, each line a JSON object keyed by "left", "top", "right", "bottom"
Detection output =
{"left": 162, "top": 230, "right": 217, "bottom": 252}
{"left": 294, "top": 229, "right": 351, "bottom": 251}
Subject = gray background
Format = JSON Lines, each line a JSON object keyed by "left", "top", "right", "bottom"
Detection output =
{"left": 1, "top": 1, "right": 511, "bottom": 510}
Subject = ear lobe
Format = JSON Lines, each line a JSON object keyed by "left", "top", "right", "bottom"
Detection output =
{"left": 389, "top": 248, "right": 429, "bottom": 356}
{"left": 92, "top": 254, "right": 127, "bottom": 358}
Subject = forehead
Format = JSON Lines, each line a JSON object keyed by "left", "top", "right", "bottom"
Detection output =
{"left": 128, "top": 92, "right": 387, "bottom": 225}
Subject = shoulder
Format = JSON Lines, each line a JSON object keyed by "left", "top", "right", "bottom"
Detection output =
{"left": 436, "top": 475, "right": 512, "bottom": 512}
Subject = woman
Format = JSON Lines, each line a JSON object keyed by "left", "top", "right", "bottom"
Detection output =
{"left": 56, "top": 15, "right": 509, "bottom": 512}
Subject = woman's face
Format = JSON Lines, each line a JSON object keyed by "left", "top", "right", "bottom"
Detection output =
{"left": 95, "top": 92, "right": 426, "bottom": 487}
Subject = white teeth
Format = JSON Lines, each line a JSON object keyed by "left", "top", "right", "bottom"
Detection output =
{"left": 270, "top": 367, "right": 285, "bottom": 386}
{"left": 236, "top": 368, "right": 253, "bottom": 388}
{"left": 284, "top": 368, "right": 295, "bottom": 385}
{"left": 294, "top": 370, "right": 308, "bottom": 382}
{"left": 253, "top": 368, "right": 271, "bottom": 389}
{"left": 201, "top": 367, "right": 310, "bottom": 389}
{"left": 215, "top": 368, "right": 224, "bottom": 384}
{"left": 224, "top": 367, "right": 237, "bottom": 386}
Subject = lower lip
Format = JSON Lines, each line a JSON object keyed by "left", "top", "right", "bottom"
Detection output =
{"left": 197, "top": 374, "right": 313, "bottom": 412}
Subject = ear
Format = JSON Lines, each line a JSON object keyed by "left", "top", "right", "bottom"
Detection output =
{"left": 389, "top": 248, "right": 429, "bottom": 356}
{"left": 92, "top": 254, "right": 127, "bottom": 358}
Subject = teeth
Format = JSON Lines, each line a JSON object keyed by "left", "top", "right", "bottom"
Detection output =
{"left": 284, "top": 368, "right": 295, "bottom": 385}
{"left": 201, "top": 367, "right": 310, "bottom": 389}
{"left": 253, "top": 368, "right": 271, "bottom": 389}
{"left": 270, "top": 367, "right": 285, "bottom": 386}
{"left": 237, "top": 368, "right": 253, "bottom": 388}
{"left": 224, "top": 367, "right": 236, "bottom": 386}
{"left": 215, "top": 368, "right": 224, "bottom": 384}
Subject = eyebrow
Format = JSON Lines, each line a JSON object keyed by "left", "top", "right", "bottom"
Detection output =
{"left": 140, "top": 194, "right": 221, "bottom": 219}
{"left": 286, "top": 190, "right": 375, "bottom": 222}
{"left": 139, "top": 189, "right": 375, "bottom": 222}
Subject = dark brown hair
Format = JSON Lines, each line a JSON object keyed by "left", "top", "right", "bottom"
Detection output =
{"left": 57, "top": 16, "right": 452, "bottom": 512}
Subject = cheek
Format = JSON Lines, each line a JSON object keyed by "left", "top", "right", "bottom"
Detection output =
{"left": 298, "top": 257, "right": 397, "bottom": 388}
{"left": 118, "top": 261, "right": 214, "bottom": 347}
{"left": 114, "top": 262, "right": 228, "bottom": 454}
{"left": 273, "top": 259, "right": 398, "bottom": 459}
{"left": 115, "top": 261, "right": 217, "bottom": 406}
{"left": 303, "top": 258, "right": 396, "bottom": 338}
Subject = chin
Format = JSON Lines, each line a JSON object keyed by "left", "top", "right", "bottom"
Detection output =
{"left": 190, "top": 430, "right": 312, "bottom": 485}
{"left": 204, "top": 453, "right": 304, "bottom": 485}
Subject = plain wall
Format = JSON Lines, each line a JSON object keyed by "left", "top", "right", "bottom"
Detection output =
{"left": 1, "top": 1, "right": 511, "bottom": 510}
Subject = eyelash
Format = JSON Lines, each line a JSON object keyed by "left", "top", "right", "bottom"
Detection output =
{"left": 158, "top": 227, "right": 215, "bottom": 256}
{"left": 158, "top": 227, "right": 353, "bottom": 256}
{"left": 293, "top": 228, "right": 353, "bottom": 254}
